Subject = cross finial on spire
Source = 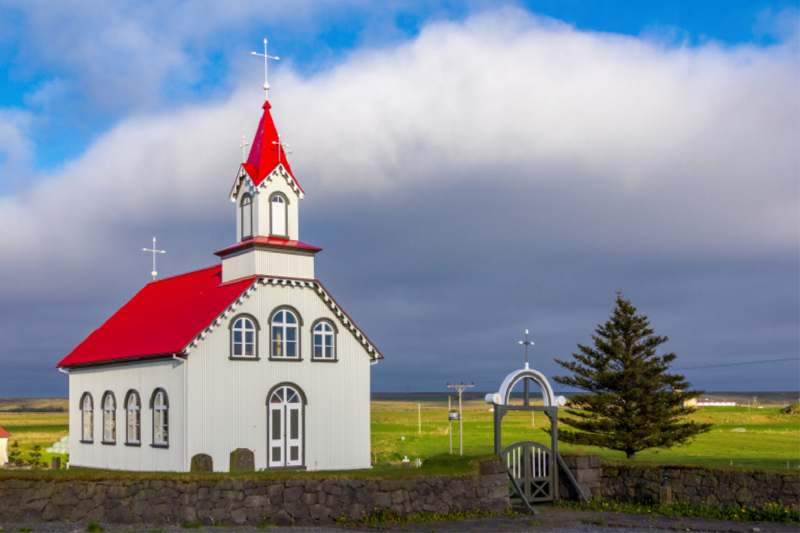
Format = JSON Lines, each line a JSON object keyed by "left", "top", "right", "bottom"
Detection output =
{"left": 239, "top": 135, "right": 249, "bottom": 162}
{"left": 251, "top": 38, "right": 280, "bottom": 100}
{"left": 142, "top": 237, "right": 166, "bottom": 281}
{"left": 518, "top": 329, "right": 534, "bottom": 369}
{"left": 272, "top": 133, "right": 292, "bottom": 162}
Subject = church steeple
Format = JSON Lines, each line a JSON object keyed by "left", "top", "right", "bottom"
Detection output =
{"left": 217, "top": 100, "right": 320, "bottom": 284}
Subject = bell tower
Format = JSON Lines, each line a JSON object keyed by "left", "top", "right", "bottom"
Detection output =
{"left": 215, "top": 100, "right": 321, "bottom": 283}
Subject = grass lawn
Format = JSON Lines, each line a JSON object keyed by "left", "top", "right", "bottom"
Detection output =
{"left": 371, "top": 400, "right": 800, "bottom": 472}
{"left": 1, "top": 399, "right": 798, "bottom": 473}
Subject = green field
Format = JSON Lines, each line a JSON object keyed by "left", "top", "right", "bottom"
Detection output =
{"left": 1, "top": 396, "right": 798, "bottom": 472}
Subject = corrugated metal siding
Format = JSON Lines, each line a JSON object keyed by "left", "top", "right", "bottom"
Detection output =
{"left": 68, "top": 359, "right": 185, "bottom": 471}
{"left": 222, "top": 250, "right": 314, "bottom": 282}
{"left": 185, "top": 281, "right": 371, "bottom": 472}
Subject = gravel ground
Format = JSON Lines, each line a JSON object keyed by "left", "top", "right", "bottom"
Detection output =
{"left": 0, "top": 508, "right": 795, "bottom": 533}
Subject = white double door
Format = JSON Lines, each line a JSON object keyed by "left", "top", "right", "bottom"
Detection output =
{"left": 268, "top": 386, "right": 303, "bottom": 468}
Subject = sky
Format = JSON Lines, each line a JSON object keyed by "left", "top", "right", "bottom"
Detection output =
{"left": 0, "top": 0, "right": 798, "bottom": 398}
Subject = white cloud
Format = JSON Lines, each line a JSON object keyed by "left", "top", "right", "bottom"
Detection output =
{"left": 0, "top": 9, "right": 797, "bottom": 296}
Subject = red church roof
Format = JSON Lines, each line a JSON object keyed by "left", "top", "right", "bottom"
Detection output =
{"left": 0, "top": 426, "right": 9, "bottom": 438}
{"left": 237, "top": 100, "right": 304, "bottom": 194}
{"left": 57, "top": 266, "right": 255, "bottom": 368}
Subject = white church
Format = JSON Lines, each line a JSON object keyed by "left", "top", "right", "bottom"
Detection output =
{"left": 57, "top": 93, "right": 383, "bottom": 472}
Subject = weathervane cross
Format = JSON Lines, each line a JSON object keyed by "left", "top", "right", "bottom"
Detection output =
{"left": 272, "top": 133, "right": 292, "bottom": 162}
{"left": 251, "top": 38, "right": 280, "bottom": 99}
{"left": 518, "top": 329, "right": 534, "bottom": 369}
{"left": 239, "top": 135, "right": 249, "bottom": 162}
{"left": 142, "top": 237, "right": 166, "bottom": 281}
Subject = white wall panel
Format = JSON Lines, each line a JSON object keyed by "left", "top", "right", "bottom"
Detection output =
{"left": 185, "top": 281, "right": 372, "bottom": 472}
{"left": 68, "top": 359, "right": 186, "bottom": 472}
{"left": 222, "top": 250, "right": 314, "bottom": 283}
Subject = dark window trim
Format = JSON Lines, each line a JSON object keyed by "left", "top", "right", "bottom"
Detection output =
{"left": 124, "top": 442, "right": 141, "bottom": 448}
{"left": 269, "top": 305, "right": 303, "bottom": 360}
{"left": 241, "top": 192, "right": 253, "bottom": 240}
{"left": 268, "top": 191, "right": 290, "bottom": 238}
{"left": 268, "top": 357, "right": 304, "bottom": 362}
{"left": 80, "top": 392, "right": 94, "bottom": 444}
{"left": 123, "top": 389, "right": 141, "bottom": 446}
{"left": 101, "top": 441, "right": 116, "bottom": 446}
{"left": 101, "top": 390, "right": 117, "bottom": 445}
{"left": 310, "top": 318, "right": 338, "bottom": 362}
{"left": 150, "top": 388, "right": 169, "bottom": 447}
{"left": 230, "top": 313, "right": 260, "bottom": 359}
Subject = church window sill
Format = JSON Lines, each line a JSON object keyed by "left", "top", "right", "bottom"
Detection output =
{"left": 229, "top": 356, "right": 261, "bottom": 361}
{"left": 268, "top": 357, "right": 303, "bottom": 362}
{"left": 311, "top": 358, "right": 338, "bottom": 363}
{"left": 151, "top": 443, "right": 169, "bottom": 449}
{"left": 101, "top": 441, "right": 116, "bottom": 446}
{"left": 125, "top": 442, "right": 141, "bottom": 447}
{"left": 80, "top": 439, "right": 93, "bottom": 444}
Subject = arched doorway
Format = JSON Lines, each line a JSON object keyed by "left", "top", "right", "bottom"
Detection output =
{"left": 267, "top": 385, "right": 304, "bottom": 468}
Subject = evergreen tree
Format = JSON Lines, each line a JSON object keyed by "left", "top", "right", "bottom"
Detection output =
{"left": 553, "top": 291, "right": 711, "bottom": 459}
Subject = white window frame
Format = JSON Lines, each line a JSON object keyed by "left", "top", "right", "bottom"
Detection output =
{"left": 271, "top": 310, "right": 299, "bottom": 359}
{"left": 102, "top": 393, "right": 116, "bottom": 444}
{"left": 153, "top": 391, "right": 168, "bottom": 447}
{"left": 241, "top": 193, "right": 253, "bottom": 240}
{"left": 126, "top": 391, "right": 140, "bottom": 445}
{"left": 312, "top": 321, "right": 335, "bottom": 360}
{"left": 81, "top": 394, "right": 93, "bottom": 443}
{"left": 231, "top": 316, "right": 258, "bottom": 358}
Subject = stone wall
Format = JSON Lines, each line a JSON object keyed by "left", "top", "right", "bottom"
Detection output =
{"left": 558, "top": 455, "right": 799, "bottom": 508}
{"left": 601, "top": 464, "right": 800, "bottom": 508}
{"left": 0, "top": 460, "right": 510, "bottom": 526}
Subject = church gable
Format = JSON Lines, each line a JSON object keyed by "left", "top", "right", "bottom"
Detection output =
{"left": 182, "top": 276, "right": 382, "bottom": 361}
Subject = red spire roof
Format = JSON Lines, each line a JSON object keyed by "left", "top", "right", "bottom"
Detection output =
{"left": 57, "top": 266, "right": 256, "bottom": 368}
{"left": 240, "top": 101, "right": 303, "bottom": 193}
{"left": 0, "top": 426, "right": 9, "bottom": 438}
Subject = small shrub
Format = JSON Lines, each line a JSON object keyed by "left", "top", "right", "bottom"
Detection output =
{"left": 86, "top": 522, "right": 103, "bottom": 532}
{"left": 781, "top": 403, "right": 799, "bottom": 415}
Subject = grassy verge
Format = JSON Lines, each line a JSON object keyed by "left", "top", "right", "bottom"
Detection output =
{"left": 557, "top": 499, "right": 800, "bottom": 524}
{"left": 0, "top": 454, "right": 497, "bottom": 482}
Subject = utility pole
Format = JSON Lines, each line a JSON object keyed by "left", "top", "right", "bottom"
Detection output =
{"left": 418, "top": 403, "right": 421, "bottom": 435}
{"left": 448, "top": 396, "right": 453, "bottom": 454}
{"left": 447, "top": 383, "right": 474, "bottom": 455}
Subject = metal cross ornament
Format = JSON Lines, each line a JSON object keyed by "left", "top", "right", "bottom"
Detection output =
{"left": 142, "top": 237, "right": 166, "bottom": 281}
{"left": 239, "top": 135, "right": 249, "bottom": 162}
{"left": 272, "top": 133, "right": 292, "bottom": 162}
{"left": 518, "top": 329, "right": 535, "bottom": 368}
{"left": 251, "top": 38, "right": 279, "bottom": 99}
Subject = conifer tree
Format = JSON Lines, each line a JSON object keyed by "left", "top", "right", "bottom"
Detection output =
{"left": 553, "top": 291, "right": 711, "bottom": 459}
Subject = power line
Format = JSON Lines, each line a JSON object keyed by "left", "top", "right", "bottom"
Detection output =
{"left": 673, "top": 357, "right": 799, "bottom": 371}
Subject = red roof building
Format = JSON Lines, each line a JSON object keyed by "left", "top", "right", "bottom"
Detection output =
{"left": 60, "top": 91, "right": 383, "bottom": 474}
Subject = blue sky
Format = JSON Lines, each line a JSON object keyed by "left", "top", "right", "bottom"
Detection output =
{"left": 0, "top": 0, "right": 797, "bottom": 397}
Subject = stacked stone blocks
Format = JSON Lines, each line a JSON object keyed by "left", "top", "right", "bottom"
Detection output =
{"left": 0, "top": 460, "right": 510, "bottom": 526}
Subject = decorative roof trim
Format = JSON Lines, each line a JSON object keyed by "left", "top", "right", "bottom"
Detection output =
{"left": 229, "top": 164, "right": 304, "bottom": 202}
{"left": 182, "top": 276, "right": 383, "bottom": 360}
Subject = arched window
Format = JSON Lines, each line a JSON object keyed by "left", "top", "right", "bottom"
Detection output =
{"left": 271, "top": 309, "right": 298, "bottom": 358}
{"left": 270, "top": 194, "right": 287, "bottom": 237}
{"left": 313, "top": 321, "right": 335, "bottom": 360}
{"left": 125, "top": 391, "right": 141, "bottom": 445}
{"left": 152, "top": 390, "right": 169, "bottom": 446}
{"left": 231, "top": 316, "right": 257, "bottom": 358}
{"left": 102, "top": 392, "right": 116, "bottom": 444}
{"left": 81, "top": 393, "right": 93, "bottom": 443}
{"left": 241, "top": 193, "right": 253, "bottom": 240}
